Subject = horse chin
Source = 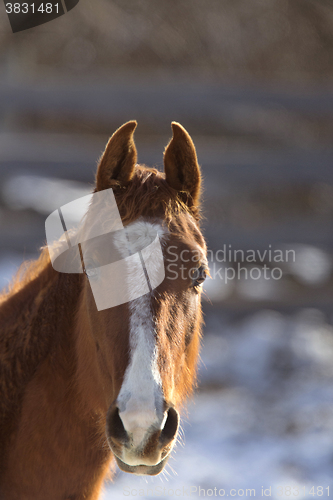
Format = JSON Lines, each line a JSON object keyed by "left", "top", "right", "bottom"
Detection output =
{"left": 114, "top": 455, "right": 169, "bottom": 476}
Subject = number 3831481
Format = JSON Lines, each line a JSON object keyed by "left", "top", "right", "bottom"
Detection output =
{"left": 5, "top": 3, "right": 60, "bottom": 14}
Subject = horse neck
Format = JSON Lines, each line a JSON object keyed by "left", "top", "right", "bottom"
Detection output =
{"left": 0, "top": 258, "right": 83, "bottom": 414}
{"left": 0, "top": 261, "right": 112, "bottom": 497}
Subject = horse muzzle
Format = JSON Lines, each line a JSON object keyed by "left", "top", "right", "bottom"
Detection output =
{"left": 106, "top": 404, "right": 179, "bottom": 475}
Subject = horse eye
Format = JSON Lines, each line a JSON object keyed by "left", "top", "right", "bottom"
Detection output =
{"left": 191, "top": 265, "right": 207, "bottom": 288}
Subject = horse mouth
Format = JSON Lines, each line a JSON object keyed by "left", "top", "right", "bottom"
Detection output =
{"left": 114, "top": 455, "right": 168, "bottom": 476}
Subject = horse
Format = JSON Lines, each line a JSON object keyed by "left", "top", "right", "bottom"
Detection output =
{"left": 0, "top": 121, "right": 208, "bottom": 500}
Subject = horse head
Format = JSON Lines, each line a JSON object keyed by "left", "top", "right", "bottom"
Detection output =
{"left": 75, "top": 121, "right": 208, "bottom": 476}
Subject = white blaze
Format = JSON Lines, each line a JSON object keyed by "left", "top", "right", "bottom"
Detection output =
{"left": 117, "top": 295, "right": 164, "bottom": 447}
{"left": 115, "top": 220, "right": 166, "bottom": 459}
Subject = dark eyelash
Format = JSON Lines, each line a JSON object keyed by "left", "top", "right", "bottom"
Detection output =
{"left": 191, "top": 265, "right": 208, "bottom": 289}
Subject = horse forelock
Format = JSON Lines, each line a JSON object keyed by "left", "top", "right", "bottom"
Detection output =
{"left": 94, "top": 165, "right": 201, "bottom": 227}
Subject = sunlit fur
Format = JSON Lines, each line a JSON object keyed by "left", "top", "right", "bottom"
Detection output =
{"left": 0, "top": 122, "right": 206, "bottom": 499}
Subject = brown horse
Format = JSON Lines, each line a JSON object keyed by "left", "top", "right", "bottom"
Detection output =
{"left": 0, "top": 121, "right": 208, "bottom": 500}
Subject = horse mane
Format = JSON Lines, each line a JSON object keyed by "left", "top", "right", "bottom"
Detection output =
{"left": 0, "top": 247, "right": 53, "bottom": 305}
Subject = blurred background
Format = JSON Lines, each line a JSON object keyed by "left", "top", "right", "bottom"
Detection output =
{"left": 0, "top": 0, "right": 333, "bottom": 497}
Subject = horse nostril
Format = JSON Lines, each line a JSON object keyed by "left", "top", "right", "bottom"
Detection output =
{"left": 107, "top": 406, "right": 128, "bottom": 443}
{"left": 160, "top": 407, "right": 179, "bottom": 445}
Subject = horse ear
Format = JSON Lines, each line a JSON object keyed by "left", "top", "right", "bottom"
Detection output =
{"left": 95, "top": 121, "right": 137, "bottom": 191}
{"left": 164, "top": 122, "right": 201, "bottom": 207}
